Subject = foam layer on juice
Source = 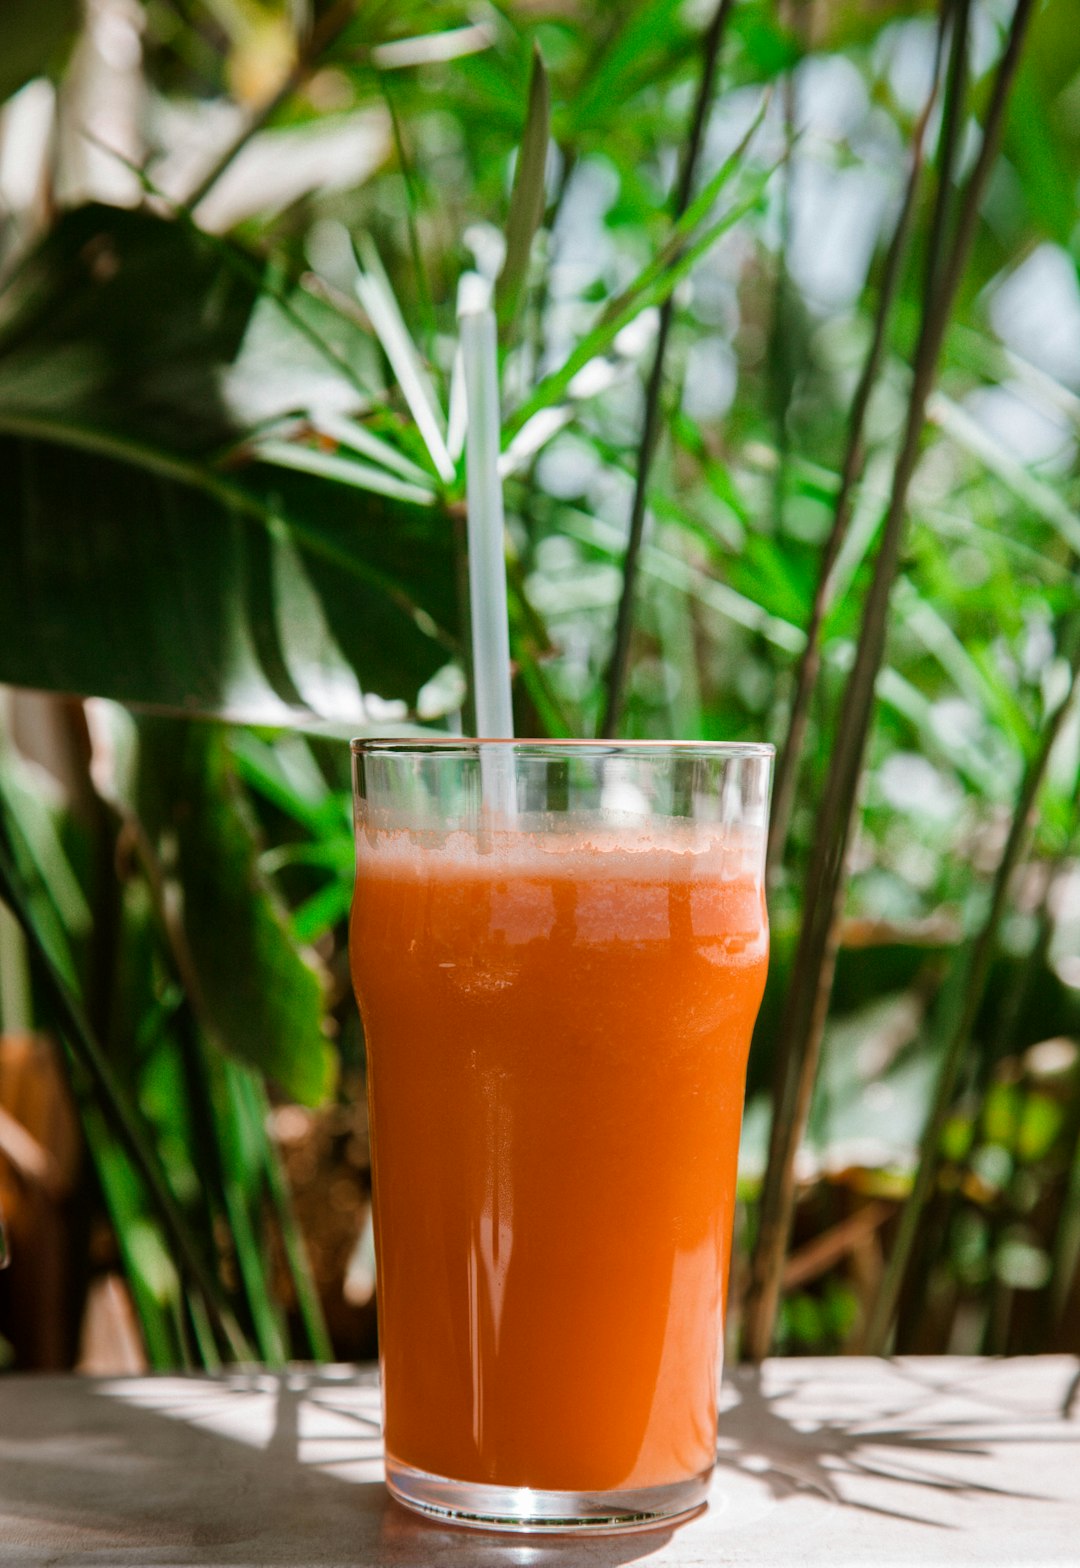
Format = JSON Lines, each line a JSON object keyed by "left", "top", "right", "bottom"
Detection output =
{"left": 356, "top": 814, "right": 765, "bottom": 883}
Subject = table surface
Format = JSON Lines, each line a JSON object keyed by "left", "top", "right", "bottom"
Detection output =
{"left": 3, "top": 1356, "right": 1078, "bottom": 1567}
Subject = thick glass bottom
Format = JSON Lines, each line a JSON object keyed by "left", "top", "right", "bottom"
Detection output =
{"left": 385, "top": 1455, "right": 712, "bottom": 1534}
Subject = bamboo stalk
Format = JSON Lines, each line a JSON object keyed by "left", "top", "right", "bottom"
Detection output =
{"left": 742, "top": 0, "right": 1037, "bottom": 1363}
{"left": 866, "top": 615, "right": 1080, "bottom": 1351}
{"left": 923, "top": 0, "right": 973, "bottom": 307}
{"left": 600, "top": 0, "right": 736, "bottom": 739}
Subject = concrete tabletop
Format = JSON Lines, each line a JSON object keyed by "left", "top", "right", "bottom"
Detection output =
{"left": 2, "top": 1356, "right": 1078, "bottom": 1566}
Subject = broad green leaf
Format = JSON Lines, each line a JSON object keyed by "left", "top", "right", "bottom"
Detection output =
{"left": 135, "top": 720, "right": 337, "bottom": 1107}
{"left": 496, "top": 45, "right": 551, "bottom": 340}
{"left": 0, "top": 205, "right": 254, "bottom": 451}
{"left": 0, "top": 436, "right": 452, "bottom": 723}
{"left": 0, "top": 205, "right": 459, "bottom": 720}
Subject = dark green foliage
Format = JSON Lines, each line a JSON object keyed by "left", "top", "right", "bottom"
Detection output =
{"left": 0, "top": 207, "right": 460, "bottom": 720}
{"left": 0, "top": 0, "right": 80, "bottom": 106}
{"left": 1, "top": 0, "right": 1079, "bottom": 1369}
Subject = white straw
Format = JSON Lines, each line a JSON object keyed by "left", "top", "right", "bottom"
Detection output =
{"left": 461, "top": 306, "right": 515, "bottom": 742}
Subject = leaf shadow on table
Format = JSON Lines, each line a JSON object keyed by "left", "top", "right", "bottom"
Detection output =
{"left": 1, "top": 1360, "right": 1077, "bottom": 1564}
{"left": 714, "top": 1360, "right": 1075, "bottom": 1531}
{"left": 0, "top": 1369, "right": 678, "bottom": 1567}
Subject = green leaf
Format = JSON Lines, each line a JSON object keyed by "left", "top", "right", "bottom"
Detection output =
{"left": 728, "top": 1, "right": 801, "bottom": 76}
{"left": 292, "top": 877, "right": 353, "bottom": 943}
{"left": 496, "top": 45, "right": 551, "bottom": 340}
{"left": 1017, "top": 1091, "right": 1064, "bottom": 1163}
{"left": 352, "top": 234, "right": 454, "bottom": 483}
{"left": 929, "top": 392, "right": 1080, "bottom": 558}
{"left": 0, "top": 205, "right": 459, "bottom": 720}
{"left": 563, "top": 507, "right": 806, "bottom": 653}
{"left": 506, "top": 165, "right": 774, "bottom": 437}
{"left": 254, "top": 437, "right": 437, "bottom": 507}
{"left": 136, "top": 720, "right": 337, "bottom": 1107}
{"left": 0, "top": 0, "right": 80, "bottom": 106}
{"left": 0, "top": 796, "right": 254, "bottom": 1361}
{"left": 230, "top": 732, "right": 342, "bottom": 834}
{"left": 1004, "top": 60, "right": 1077, "bottom": 248}
{"left": 210, "top": 1053, "right": 288, "bottom": 1365}
{"left": 0, "top": 205, "right": 253, "bottom": 454}
{"left": 313, "top": 411, "right": 437, "bottom": 487}
{"left": 80, "top": 1107, "right": 185, "bottom": 1369}
{"left": 892, "top": 578, "right": 1034, "bottom": 755}
{"left": 0, "top": 747, "right": 84, "bottom": 992}
{"left": 564, "top": 0, "right": 690, "bottom": 134}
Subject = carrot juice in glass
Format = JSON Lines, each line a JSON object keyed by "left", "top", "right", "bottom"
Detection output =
{"left": 349, "top": 740, "right": 771, "bottom": 1532}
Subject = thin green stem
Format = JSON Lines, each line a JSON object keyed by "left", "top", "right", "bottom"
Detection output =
{"left": 924, "top": 0, "right": 972, "bottom": 307}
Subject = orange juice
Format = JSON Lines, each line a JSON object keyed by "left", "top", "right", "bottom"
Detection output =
{"left": 350, "top": 823, "right": 768, "bottom": 1496}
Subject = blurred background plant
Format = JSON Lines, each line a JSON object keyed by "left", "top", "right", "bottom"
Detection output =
{"left": 0, "top": 0, "right": 1078, "bottom": 1372}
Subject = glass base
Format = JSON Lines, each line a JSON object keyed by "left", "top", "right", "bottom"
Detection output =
{"left": 385, "top": 1455, "right": 712, "bottom": 1534}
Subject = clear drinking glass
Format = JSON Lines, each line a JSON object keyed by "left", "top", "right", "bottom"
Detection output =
{"left": 349, "top": 740, "right": 772, "bottom": 1533}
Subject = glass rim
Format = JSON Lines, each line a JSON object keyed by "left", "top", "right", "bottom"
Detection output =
{"left": 350, "top": 737, "right": 774, "bottom": 758}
